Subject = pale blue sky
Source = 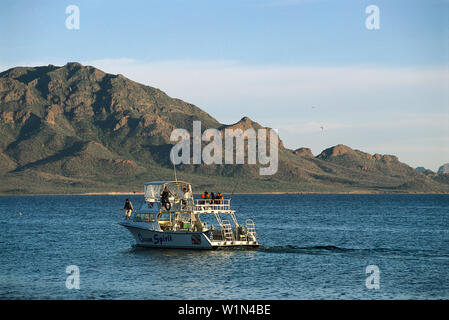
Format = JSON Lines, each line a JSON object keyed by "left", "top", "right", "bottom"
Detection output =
{"left": 1, "top": 0, "right": 448, "bottom": 170}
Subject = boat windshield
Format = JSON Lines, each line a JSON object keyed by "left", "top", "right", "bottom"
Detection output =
{"left": 144, "top": 181, "right": 192, "bottom": 201}
{"left": 144, "top": 184, "right": 164, "bottom": 200}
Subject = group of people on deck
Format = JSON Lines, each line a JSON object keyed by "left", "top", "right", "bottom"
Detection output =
{"left": 123, "top": 186, "right": 225, "bottom": 218}
{"left": 200, "top": 191, "right": 224, "bottom": 204}
{"left": 160, "top": 185, "right": 192, "bottom": 209}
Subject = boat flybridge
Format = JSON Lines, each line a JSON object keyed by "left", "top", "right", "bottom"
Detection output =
{"left": 119, "top": 181, "right": 259, "bottom": 249}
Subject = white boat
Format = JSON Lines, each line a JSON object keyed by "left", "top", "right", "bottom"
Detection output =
{"left": 119, "top": 181, "right": 259, "bottom": 249}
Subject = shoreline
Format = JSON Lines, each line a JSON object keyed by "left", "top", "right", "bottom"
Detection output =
{"left": 1, "top": 191, "right": 449, "bottom": 196}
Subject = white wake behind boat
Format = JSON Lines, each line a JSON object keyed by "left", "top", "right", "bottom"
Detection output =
{"left": 119, "top": 181, "right": 259, "bottom": 249}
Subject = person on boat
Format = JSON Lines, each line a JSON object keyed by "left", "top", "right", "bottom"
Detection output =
{"left": 181, "top": 186, "right": 191, "bottom": 208}
{"left": 200, "top": 191, "right": 210, "bottom": 204}
{"left": 211, "top": 192, "right": 215, "bottom": 204}
{"left": 182, "top": 186, "right": 191, "bottom": 199}
{"left": 123, "top": 199, "right": 134, "bottom": 219}
{"left": 160, "top": 187, "right": 172, "bottom": 209}
{"left": 217, "top": 192, "right": 224, "bottom": 204}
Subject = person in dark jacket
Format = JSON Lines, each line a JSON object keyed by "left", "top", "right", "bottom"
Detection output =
{"left": 160, "top": 187, "right": 172, "bottom": 208}
{"left": 123, "top": 199, "right": 134, "bottom": 219}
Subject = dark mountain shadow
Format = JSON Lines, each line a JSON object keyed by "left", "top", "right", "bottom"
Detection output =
{"left": 14, "top": 66, "right": 55, "bottom": 101}
{"left": 6, "top": 113, "right": 42, "bottom": 151}
{"left": 14, "top": 66, "right": 54, "bottom": 84}
{"left": 144, "top": 144, "right": 173, "bottom": 166}
{"left": 92, "top": 74, "right": 113, "bottom": 114}
{"left": 93, "top": 113, "right": 119, "bottom": 131}
{"left": 12, "top": 140, "right": 86, "bottom": 172}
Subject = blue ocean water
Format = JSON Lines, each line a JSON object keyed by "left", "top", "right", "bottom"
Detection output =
{"left": 0, "top": 194, "right": 448, "bottom": 300}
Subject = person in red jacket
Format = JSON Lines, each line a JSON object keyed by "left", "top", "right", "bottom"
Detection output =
{"left": 200, "top": 191, "right": 210, "bottom": 204}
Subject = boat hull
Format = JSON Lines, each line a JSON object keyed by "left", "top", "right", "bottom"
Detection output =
{"left": 120, "top": 222, "right": 259, "bottom": 250}
{"left": 121, "top": 223, "right": 213, "bottom": 249}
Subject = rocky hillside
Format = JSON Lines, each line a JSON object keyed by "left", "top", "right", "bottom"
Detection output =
{"left": 438, "top": 163, "right": 449, "bottom": 175}
{"left": 0, "top": 63, "right": 448, "bottom": 194}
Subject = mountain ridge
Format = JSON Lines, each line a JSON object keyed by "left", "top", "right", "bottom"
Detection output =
{"left": 0, "top": 62, "right": 448, "bottom": 194}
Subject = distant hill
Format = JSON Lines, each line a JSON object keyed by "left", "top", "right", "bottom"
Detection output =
{"left": 1, "top": 63, "right": 448, "bottom": 194}
{"left": 416, "top": 166, "right": 435, "bottom": 176}
{"left": 438, "top": 163, "right": 449, "bottom": 175}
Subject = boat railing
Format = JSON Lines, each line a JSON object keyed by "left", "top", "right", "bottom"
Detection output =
{"left": 246, "top": 219, "right": 257, "bottom": 241}
{"left": 220, "top": 219, "right": 234, "bottom": 241}
{"left": 147, "top": 198, "right": 195, "bottom": 213}
{"left": 193, "top": 199, "right": 231, "bottom": 212}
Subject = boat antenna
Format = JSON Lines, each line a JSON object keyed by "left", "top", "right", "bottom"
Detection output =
{"left": 229, "top": 179, "right": 240, "bottom": 201}
{"left": 171, "top": 151, "right": 178, "bottom": 182}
